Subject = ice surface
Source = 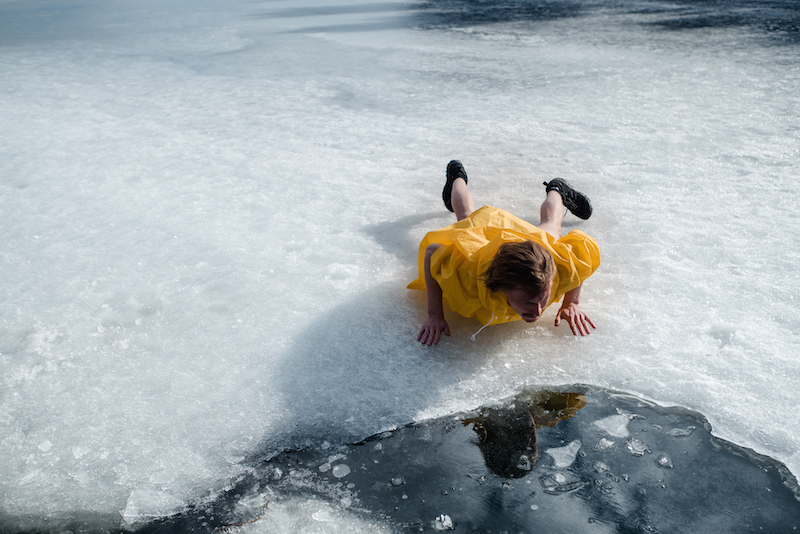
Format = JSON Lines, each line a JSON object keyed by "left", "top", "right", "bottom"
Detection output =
{"left": 1, "top": 0, "right": 799, "bottom": 531}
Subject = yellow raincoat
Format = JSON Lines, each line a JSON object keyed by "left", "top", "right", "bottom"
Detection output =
{"left": 408, "top": 206, "right": 600, "bottom": 327}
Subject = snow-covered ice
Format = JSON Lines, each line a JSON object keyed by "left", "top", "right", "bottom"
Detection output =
{"left": 1, "top": 0, "right": 799, "bottom": 531}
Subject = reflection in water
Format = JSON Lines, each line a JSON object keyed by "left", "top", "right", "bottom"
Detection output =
{"left": 463, "top": 391, "right": 586, "bottom": 478}
{"left": 134, "top": 386, "right": 800, "bottom": 534}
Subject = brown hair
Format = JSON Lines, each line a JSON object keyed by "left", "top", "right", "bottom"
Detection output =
{"left": 482, "top": 240, "right": 555, "bottom": 295}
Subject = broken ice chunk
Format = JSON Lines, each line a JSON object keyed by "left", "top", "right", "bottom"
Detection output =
{"left": 593, "top": 461, "right": 610, "bottom": 473}
{"left": 593, "top": 438, "right": 615, "bottom": 450}
{"left": 434, "top": 514, "right": 454, "bottom": 531}
{"left": 666, "top": 426, "right": 696, "bottom": 437}
{"left": 545, "top": 440, "right": 581, "bottom": 468}
{"left": 593, "top": 415, "right": 631, "bottom": 438}
{"left": 120, "top": 490, "right": 183, "bottom": 525}
{"left": 331, "top": 464, "right": 351, "bottom": 478}
{"left": 656, "top": 454, "right": 673, "bottom": 468}
{"left": 626, "top": 439, "right": 650, "bottom": 457}
{"left": 312, "top": 507, "right": 335, "bottom": 522}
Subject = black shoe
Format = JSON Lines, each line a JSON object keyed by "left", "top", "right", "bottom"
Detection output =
{"left": 443, "top": 160, "right": 468, "bottom": 212}
{"left": 543, "top": 178, "right": 592, "bottom": 220}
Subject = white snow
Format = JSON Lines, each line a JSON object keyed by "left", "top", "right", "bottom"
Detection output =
{"left": 1, "top": 0, "right": 799, "bottom": 530}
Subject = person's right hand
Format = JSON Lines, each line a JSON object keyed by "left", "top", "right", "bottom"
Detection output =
{"left": 417, "top": 314, "right": 450, "bottom": 346}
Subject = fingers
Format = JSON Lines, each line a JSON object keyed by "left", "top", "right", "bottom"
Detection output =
{"left": 421, "top": 329, "right": 436, "bottom": 346}
{"left": 569, "top": 314, "right": 595, "bottom": 336}
{"left": 567, "top": 314, "right": 580, "bottom": 336}
{"left": 558, "top": 307, "right": 596, "bottom": 336}
{"left": 417, "top": 324, "right": 450, "bottom": 346}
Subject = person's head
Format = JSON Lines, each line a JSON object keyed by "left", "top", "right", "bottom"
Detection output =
{"left": 482, "top": 240, "right": 555, "bottom": 323}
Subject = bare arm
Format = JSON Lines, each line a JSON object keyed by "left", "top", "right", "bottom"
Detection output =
{"left": 417, "top": 244, "right": 450, "bottom": 345}
{"left": 555, "top": 283, "right": 596, "bottom": 336}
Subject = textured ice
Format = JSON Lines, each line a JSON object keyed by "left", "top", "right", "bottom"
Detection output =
{"left": 1, "top": 0, "right": 800, "bottom": 531}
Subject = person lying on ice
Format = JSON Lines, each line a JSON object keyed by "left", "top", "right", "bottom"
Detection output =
{"left": 408, "top": 160, "right": 600, "bottom": 345}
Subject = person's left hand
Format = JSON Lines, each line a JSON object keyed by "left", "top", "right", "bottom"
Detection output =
{"left": 555, "top": 303, "right": 596, "bottom": 336}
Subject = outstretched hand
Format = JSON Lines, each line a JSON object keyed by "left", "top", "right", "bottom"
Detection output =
{"left": 417, "top": 314, "right": 450, "bottom": 346}
{"left": 555, "top": 302, "right": 596, "bottom": 336}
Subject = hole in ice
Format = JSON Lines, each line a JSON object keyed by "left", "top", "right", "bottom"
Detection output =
{"left": 86, "top": 386, "right": 800, "bottom": 533}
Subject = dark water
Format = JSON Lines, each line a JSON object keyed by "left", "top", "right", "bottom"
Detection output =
{"left": 253, "top": 0, "right": 800, "bottom": 43}
{"left": 416, "top": 0, "right": 800, "bottom": 39}
{"left": 137, "top": 385, "right": 800, "bottom": 534}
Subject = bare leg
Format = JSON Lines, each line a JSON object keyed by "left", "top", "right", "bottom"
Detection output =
{"left": 538, "top": 190, "right": 565, "bottom": 239}
{"left": 451, "top": 178, "right": 475, "bottom": 221}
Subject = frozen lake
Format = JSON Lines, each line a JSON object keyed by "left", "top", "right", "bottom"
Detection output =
{"left": 1, "top": 0, "right": 799, "bottom": 531}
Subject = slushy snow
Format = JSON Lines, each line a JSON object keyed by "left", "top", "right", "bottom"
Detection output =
{"left": 1, "top": 0, "right": 799, "bottom": 531}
